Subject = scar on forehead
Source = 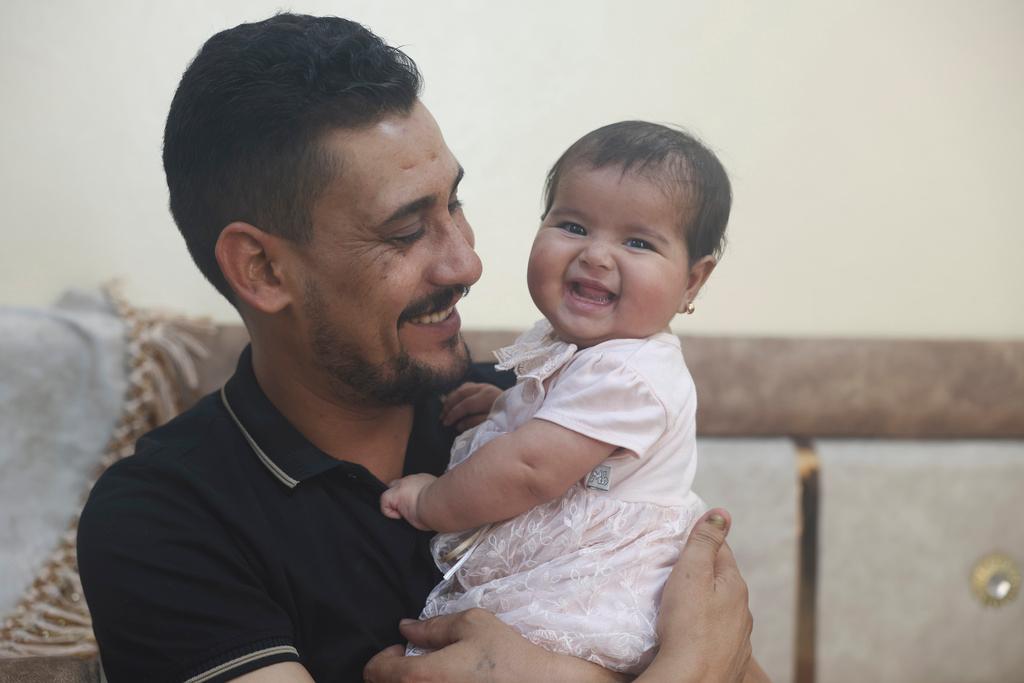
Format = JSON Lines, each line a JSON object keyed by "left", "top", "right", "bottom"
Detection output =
{"left": 400, "top": 152, "right": 439, "bottom": 170}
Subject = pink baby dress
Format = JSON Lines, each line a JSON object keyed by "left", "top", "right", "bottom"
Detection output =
{"left": 412, "top": 319, "right": 706, "bottom": 674}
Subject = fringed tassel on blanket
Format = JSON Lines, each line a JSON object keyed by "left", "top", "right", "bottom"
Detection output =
{"left": 0, "top": 285, "right": 214, "bottom": 657}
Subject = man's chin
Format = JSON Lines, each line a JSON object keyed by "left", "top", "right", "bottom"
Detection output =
{"left": 408, "top": 338, "right": 472, "bottom": 393}
{"left": 334, "top": 338, "right": 471, "bottom": 406}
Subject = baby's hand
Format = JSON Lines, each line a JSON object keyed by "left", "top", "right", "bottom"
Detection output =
{"left": 380, "top": 474, "right": 437, "bottom": 531}
{"left": 441, "top": 382, "right": 503, "bottom": 433}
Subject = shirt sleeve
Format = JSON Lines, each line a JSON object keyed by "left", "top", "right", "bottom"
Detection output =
{"left": 77, "top": 456, "right": 300, "bottom": 683}
{"left": 533, "top": 348, "right": 667, "bottom": 457}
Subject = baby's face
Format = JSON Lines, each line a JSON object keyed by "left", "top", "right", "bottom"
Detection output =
{"left": 527, "top": 165, "right": 694, "bottom": 348}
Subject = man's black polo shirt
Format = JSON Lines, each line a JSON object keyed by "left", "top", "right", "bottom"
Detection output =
{"left": 78, "top": 347, "right": 510, "bottom": 682}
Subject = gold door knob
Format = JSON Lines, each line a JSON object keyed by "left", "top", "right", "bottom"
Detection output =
{"left": 971, "top": 553, "right": 1020, "bottom": 607}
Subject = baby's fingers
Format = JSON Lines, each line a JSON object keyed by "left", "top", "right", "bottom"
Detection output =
{"left": 380, "top": 489, "right": 403, "bottom": 519}
{"left": 442, "top": 384, "right": 501, "bottom": 427}
{"left": 441, "top": 383, "right": 484, "bottom": 414}
{"left": 455, "top": 413, "right": 489, "bottom": 433}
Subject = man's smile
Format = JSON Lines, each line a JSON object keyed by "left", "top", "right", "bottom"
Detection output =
{"left": 408, "top": 305, "right": 456, "bottom": 325}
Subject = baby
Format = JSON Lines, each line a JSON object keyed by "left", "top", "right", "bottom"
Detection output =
{"left": 381, "top": 120, "right": 730, "bottom": 674}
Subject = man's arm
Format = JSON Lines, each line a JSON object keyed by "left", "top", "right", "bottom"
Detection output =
{"left": 365, "top": 509, "right": 761, "bottom": 683}
{"left": 78, "top": 459, "right": 301, "bottom": 682}
{"left": 230, "top": 662, "right": 316, "bottom": 682}
{"left": 363, "top": 610, "right": 629, "bottom": 683}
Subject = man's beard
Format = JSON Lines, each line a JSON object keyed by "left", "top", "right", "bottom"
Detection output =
{"left": 304, "top": 281, "right": 470, "bottom": 406}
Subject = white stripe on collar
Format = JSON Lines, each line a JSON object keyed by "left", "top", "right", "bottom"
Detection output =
{"left": 220, "top": 385, "right": 299, "bottom": 489}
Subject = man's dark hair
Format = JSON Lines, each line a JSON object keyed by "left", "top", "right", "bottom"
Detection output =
{"left": 163, "top": 13, "right": 422, "bottom": 300}
{"left": 543, "top": 121, "right": 731, "bottom": 264}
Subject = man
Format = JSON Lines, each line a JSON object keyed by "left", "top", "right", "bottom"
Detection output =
{"left": 78, "top": 14, "right": 758, "bottom": 682}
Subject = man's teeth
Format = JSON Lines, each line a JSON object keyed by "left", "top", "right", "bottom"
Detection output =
{"left": 410, "top": 306, "right": 454, "bottom": 325}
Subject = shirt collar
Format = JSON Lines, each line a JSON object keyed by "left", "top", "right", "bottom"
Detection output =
{"left": 222, "top": 346, "right": 348, "bottom": 489}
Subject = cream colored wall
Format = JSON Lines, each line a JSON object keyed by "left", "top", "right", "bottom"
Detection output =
{"left": 1, "top": 1, "right": 1021, "bottom": 338}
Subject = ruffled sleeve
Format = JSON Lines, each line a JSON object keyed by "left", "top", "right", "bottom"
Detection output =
{"left": 533, "top": 349, "right": 667, "bottom": 457}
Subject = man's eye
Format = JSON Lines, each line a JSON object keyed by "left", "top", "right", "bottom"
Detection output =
{"left": 448, "top": 198, "right": 463, "bottom": 213}
{"left": 559, "top": 222, "right": 587, "bottom": 236}
{"left": 392, "top": 227, "right": 425, "bottom": 245}
{"left": 625, "top": 238, "right": 656, "bottom": 251}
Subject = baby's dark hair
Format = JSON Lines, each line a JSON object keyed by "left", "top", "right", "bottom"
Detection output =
{"left": 543, "top": 121, "right": 731, "bottom": 264}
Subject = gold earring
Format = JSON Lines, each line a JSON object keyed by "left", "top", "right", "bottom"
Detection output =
{"left": 685, "top": 302, "right": 696, "bottom": 315}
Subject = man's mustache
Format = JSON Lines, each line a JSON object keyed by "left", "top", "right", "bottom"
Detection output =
{"left": 398, "top": 286, "right": 466, "bottom": 324}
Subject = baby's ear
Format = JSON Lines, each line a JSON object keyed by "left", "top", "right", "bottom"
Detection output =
{"left": 678, "top": 256, "right": 717, "bottom": 313}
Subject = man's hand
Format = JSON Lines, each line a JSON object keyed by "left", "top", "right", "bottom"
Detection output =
{"left": 363, "top": 610, "right": 627, "bottom": 683}
{"left": 441, "top": 382, "right": 503, "bottom": 433}
{"left": 637, "top": 508, "right": 759, "bottom": 683}
{"left": 380, "top": 474, "right": 437, "bottom": 530}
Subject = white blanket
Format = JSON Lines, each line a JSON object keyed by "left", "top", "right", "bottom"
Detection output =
{"left": 0, "top": 290, "right": 127, "bottom": 615}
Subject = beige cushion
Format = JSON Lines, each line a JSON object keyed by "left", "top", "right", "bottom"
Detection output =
{"left": 816, "top": 441, "right": 1024, "bottom": 682}
{"left": 0, "top": 656, "right": 99, "bottom": 683}
{"left": 695, "top": 439, "right": 799, "bottom": 683}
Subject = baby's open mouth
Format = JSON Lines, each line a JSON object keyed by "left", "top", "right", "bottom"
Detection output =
{"left": 570, "top": 282, "right": 616, "bottom": 304}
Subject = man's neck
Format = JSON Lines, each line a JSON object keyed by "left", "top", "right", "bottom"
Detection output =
{"left": 250, "top": 344, "right": 414, "bottom": 485}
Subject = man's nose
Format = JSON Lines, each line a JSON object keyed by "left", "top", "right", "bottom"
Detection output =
{"left": 433, "top": 219, "right": 483, "bottom": 287}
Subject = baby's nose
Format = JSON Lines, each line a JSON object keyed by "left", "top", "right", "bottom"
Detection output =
{"left": 579, "top": 242, "right": 614, "bottom": 270}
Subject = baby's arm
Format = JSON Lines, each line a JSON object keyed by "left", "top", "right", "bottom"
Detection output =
{"left": 381, "top": 419, "right": 618, "bottom": 532}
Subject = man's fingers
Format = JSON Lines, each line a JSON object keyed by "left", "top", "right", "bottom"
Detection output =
{"left": 680, "top": 508, "right": 732, "bottom": 581}
{"left": 401, "top": 614, "right": 461, "bottom": 649}
{"left": 362, "top": 645, "right": 406, "bottom": 682}
{"left": 400, "top": 609, "right": 489, "bottom": 650}
{"left": 715, "top": 538, "right": 739, "bottom": 575}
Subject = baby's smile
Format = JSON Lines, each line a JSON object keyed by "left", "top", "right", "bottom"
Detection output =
{"left": 568, "top": 279, "right": 617, "bottom": 306}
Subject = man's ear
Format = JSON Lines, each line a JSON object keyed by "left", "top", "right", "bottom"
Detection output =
{"left": 215, "top": 222, "right": 294, "bottom": 315}
{"left": 678, "top": 255, "right": 717, "bottom": 313}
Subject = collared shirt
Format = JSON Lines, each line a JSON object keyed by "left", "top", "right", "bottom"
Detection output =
{"left": 77, "top": 347, "right": 511, "bottom": 683}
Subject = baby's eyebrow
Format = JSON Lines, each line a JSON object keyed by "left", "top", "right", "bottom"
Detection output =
{"left": 625, "top": 225, "right": 673, "bottom": 247}
{"left": 547, "top": 206, "right": 592, "bottom": 222}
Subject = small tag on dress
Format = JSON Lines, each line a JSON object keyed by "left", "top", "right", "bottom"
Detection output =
{"left": 586, "top": 464, "right": 611, "bottom": 491}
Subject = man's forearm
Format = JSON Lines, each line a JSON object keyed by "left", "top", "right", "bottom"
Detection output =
{"left": 546, "top": 653, "right": 632, "bottom": 683}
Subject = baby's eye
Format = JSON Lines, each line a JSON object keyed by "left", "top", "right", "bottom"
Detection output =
{"left": 559, "top": 222, "right": 587, "bottom": 236}
{"left": 625, "top": 238, "right": 656, "bottom": 251}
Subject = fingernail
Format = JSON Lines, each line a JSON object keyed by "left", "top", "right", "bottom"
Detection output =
{"left": 707, "top": 513, "right": 727, "bottom": 529}
{"left": 400, "top": 618, "right": 416, "bottom": 626}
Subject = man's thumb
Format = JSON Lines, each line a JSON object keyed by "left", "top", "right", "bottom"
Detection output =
{"left": 685, "top": 508, "right": 731, "bottom": 555}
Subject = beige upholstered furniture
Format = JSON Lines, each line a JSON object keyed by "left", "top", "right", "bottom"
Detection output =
{"left": 3, "top": 322, "right": 1022, "bottom": 682}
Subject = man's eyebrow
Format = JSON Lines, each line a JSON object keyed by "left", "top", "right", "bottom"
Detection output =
{"left": 379, "top": 165, "right": 465, "bottom": 227}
